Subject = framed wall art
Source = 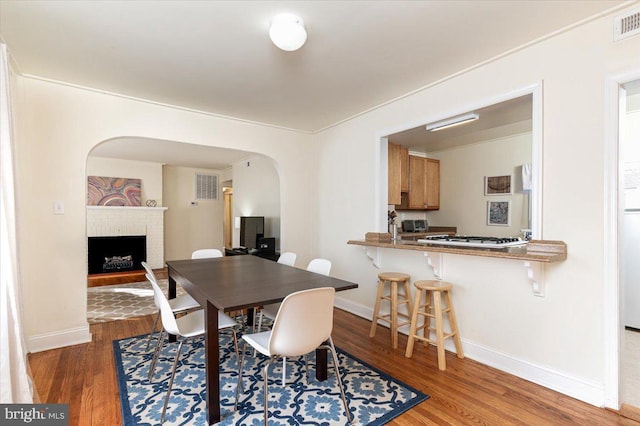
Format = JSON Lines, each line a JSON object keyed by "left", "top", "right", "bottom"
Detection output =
{"left": 484, "top": 175, "right": 512, "bottom": 195}
{"left": 87, "top": 176, "right": 141, "bottom": 206}
{"left": 487, "top": 200, "right": 510, "bottom": 226}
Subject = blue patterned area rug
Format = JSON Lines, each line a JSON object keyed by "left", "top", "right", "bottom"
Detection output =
{"left": 114, "top": 329, "right": 429, "bottom": 425}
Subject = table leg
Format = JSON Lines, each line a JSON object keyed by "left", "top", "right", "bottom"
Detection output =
{"left": 205, "top": 301, "right": 221, "bottom": 425}
{"left": 315, "top": 344, "right": 328, "bottom": 381}
{"left": 247, "top": 307, "right": 255, "bottom": 331}
{"left": 168, "top": 273, "right": 177, "bottom": 343}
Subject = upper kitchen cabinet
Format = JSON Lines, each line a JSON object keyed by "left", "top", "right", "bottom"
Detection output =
{"left": 388, "top": 142, "right": 402, "bottom": 205}
{"left": 407, "top": 156, "right": 440, "bottom": 210}
{"left": 400, "top": 146, "right": 409, "bottom": 192}
{"left": 391, "top": 153, "right": 440, "bottom": 211}
{"left": 388, "top": 143, "right": 410, "bottom": 205}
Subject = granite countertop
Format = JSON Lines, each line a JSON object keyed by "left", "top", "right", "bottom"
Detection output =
{"left": 347, "top": 239, "right": 567, "bottom": 263}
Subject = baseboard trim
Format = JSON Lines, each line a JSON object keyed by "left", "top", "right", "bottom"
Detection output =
{"left": 334, "top": 295, "right": 605, "bottom": 407}
{"left": 619, "top": 403, "right": 640, "bottom": 422}
{"left": 27, "top": 325, "right": 92, "bottom": 353}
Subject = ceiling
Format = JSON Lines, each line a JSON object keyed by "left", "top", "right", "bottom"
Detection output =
{"left": 0, "top": 0, "right": 626, "bottom": 134}
{"left": 0, "top": 1, "right": 628, "bottom": 170}
{"left": 389, "top": 94, "right": 532, "bottom": 153}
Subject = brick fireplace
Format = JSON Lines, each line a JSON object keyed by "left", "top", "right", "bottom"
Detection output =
{"left": 86, "top": 206, "right": 167, "bottom": 272}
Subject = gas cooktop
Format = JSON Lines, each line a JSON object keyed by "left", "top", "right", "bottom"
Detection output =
{"left": 417, "top": 235, "right": 527, "bottom": 248}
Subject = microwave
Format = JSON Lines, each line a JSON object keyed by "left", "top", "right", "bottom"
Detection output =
{"left": 402, "top": 219, "right": 428, "bottom": 233}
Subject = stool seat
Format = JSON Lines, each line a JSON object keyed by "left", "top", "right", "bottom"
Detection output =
{"left": 414, "top": 280, "right": 453, "bottom": 292}
{"left": 405, "top": 279, "right": 463, "bottom": 370}
{"left": 378, "top": 272, "right": 411, "bottom": 282}
{"left": 370, "top": 272, "right": 413, "bottom": 349}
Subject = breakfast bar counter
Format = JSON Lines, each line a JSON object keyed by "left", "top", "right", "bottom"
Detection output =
{"left": 347, "top": 239, "right": 567, "bottom": 263}
{"left": 348, "top": 238, "right": 567, "bottom": 297}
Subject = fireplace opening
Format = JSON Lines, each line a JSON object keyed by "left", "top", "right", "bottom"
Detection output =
{"left": 88, "top": 235, "right": 146, "bottom": 275}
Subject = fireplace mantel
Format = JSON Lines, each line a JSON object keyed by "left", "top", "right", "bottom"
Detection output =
{"left": 86, "top": 206, "right": 168, "bottom": 211}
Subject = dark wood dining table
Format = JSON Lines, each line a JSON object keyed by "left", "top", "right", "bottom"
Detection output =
{"left": 165, "top": 254, "right": 358, "bottom": 425}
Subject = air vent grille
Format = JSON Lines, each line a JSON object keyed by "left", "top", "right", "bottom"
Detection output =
{"left": 614, "top": 8, "right": 640, "bottom": 41}
{"left": 195, "top": 173, "right": 218, "bottom": 200}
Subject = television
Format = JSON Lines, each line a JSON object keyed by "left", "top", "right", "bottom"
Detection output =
{"left": 240, "top": 216, "right": 264, "bottom": 250}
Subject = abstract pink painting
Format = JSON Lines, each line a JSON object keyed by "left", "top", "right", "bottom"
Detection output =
{"left": 87, "top": 176, "right": 141, "bottom": 206}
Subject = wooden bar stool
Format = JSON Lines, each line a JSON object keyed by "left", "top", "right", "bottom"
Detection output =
{"left": 369, "top": 272, "right": 413, "bottom": 349}
{"left": 405, "top": 280, "right": 464, "bottom": 370}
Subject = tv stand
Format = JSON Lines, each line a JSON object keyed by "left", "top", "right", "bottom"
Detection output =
{"left": 225, "top": 247, "right": 248, "bottom": 256}
{"left": 224, "top": 247, "right": 280, "bottom": 262}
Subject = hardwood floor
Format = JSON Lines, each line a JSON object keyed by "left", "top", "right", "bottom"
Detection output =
{"left": 29, "top": 309, "right": 638, "bottom": 425}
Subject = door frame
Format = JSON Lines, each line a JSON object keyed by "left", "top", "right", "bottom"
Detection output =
{"left": 603, "top": 68, "right": 640, "bottom": 408}
{"left": 223, "top": 187, "right": 233, "bottom": 249}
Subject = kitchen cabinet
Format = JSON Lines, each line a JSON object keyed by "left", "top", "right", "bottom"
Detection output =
{"left": 400, "top": 156, "right": 439, "bottom": 210}
{"left": 400, "top": 146, "right": 409, "bottom": 192}
{"left": 425, "top": 157, "right": 440, "bottom": 209}
{"left": 388, "top": 142, "right": 402, "bottom": 205}
{"left": 389, "top": 145, "right": 439, "bottom": 210}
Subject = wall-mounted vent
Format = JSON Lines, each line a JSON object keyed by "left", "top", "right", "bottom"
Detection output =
{"left": 195, "top": 173, "right": 218, "bottom": 200}
{"left": 614, "top": 7, "right": 640, "bottom": 41}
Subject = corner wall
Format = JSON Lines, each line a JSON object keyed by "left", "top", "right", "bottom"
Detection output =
{"left": 163, "top": 165, "right": 225, "bottom": 261}
{"left": 231, "top": 155, "right": 281, "bottom": 251}
{"left": 427, "top": 133, "right": 532, "bottom": 236}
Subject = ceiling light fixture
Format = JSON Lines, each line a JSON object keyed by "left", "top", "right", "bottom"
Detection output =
{"left": 269, "top": 13, "right": 307, "bottom": 51}
{"left": 426, "top": 113, "right": 479, "bottom": 132}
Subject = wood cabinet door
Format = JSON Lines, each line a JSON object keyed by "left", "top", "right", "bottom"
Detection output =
{"left": 400, "top": 146, "right": 409, "bottom": 192}
{"left": 408, "top": 156, "right": 426, "bottom": 208}
{"left": 425, "top": 158, "right": 440, "bottom": 209}
{"left": 388, "top": 142, "right": 402, "bottom": 205}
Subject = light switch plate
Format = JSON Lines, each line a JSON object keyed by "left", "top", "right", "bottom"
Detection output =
{"left": 54, "top": 200, "right": 64, "bottom": 214}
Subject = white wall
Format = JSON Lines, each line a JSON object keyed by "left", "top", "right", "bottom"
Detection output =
{"left": 86, "top": 157, "right": 163, "bottom": 205}
{"left": 313, "top": 6, "right": 640, "bottom": 407}
{"left": 231, "top": 155, "right": 281, "bottom": 251}
{"left": 427, "top": 133, "right": 532, "bottom": 236}
{"left": 14, "top": 77, "right": 313, "bottom": 352}
{"left": 163, "top": 165, "right": 225, "bottom": 261}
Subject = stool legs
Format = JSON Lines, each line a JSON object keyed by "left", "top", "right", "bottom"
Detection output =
{"left": 405, "top": 285, "right": 423, "bottom": 357}
{"left": 370, "top": 276, "right": 413, "bottom": 349}
{"left": 369, "top": 279, "right": 386, "bottom": 338}
{"left": 405, "top": 284, "right": 463, "bottom": 371}
{"left": 445, "top": 290, "right": 464, "bottom": 359}
{"left": 433, "top": 290, "right": 446, "bottom": 370}
{"left": 390, "top": 282, "right": 398, "bottom": 348}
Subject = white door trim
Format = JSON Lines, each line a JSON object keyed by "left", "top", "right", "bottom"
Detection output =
{"left": 603, "top": 68, "right": 640, "bottom": 409}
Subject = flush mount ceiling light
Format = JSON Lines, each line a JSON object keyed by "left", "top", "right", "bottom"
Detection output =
{"left": 426, "top": 113, "right": 479, "bottom": 132}
{"left": 269, "top": 13, "right": 307, "bottom": 51}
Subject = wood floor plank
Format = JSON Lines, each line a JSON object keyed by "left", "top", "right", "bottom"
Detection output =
{"left": 27, "top": 308, "right": 637, "bottom": 425}
{"left": 78, "top": 338, "right": 96, "bottom": 426}
{"left": 28, "top": 349, "right": 60, "bottom": 403}
{"left": 332, "top": 309, "right": 634, "bottom": 425}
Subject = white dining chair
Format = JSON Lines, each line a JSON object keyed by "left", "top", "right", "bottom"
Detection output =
{"left": 235, "top": 287, "right": 351, "bottom": 425}
{"left": 141, "top": 261, "right": 201, "bottom": 350}
{"left": 256, "top": 257, "right": 331, "bottom": 385}
{"left": 276, "top": 252, "right": 297, "bottom": 266}
{"left": 145, "top": 273, "right": 240, "bottom": 423}
{"left": 256, "top": 252, "right": 298, "bottom": 330}
{"left": 191, "top": 248, "right": 223, "bottom": 259}
{"left": 306, "top": 258, "right": 332, "bottom": 275}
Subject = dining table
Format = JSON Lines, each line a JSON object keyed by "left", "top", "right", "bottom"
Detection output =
{"left": 165, "top": 254, "right": 359, "bottom": 425}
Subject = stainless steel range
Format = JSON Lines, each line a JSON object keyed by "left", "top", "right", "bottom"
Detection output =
{"left": 417, "top": 235, "right": 527, "bottom": 248}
